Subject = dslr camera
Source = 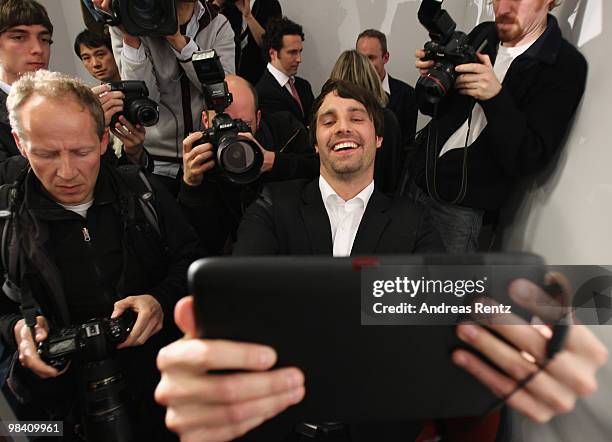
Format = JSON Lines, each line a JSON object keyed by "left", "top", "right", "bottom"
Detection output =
{"left": 38, "top": 311, "right": 137, "bottom": 442}
{"left": 415, "top": 0, "right": 486, "bottom": 115}
{"left": 81, "top": 0, "right": 178, "bottom": 37}
{"left": 192, "top": 49, "right": 263, "bottom": 185}
{"left": 109, "top": 80, "right": 159, "bottom": 128}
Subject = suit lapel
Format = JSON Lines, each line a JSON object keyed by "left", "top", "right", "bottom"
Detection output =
{"left": 268, "top": 71, "right": 302, "bottom": 117}
{"left": 0, "top": 90, "right": 10, "bottom": 126}
{"left": 299, "top": 180, "right": 333, "bottom": 254}
{"left": 351, "top": 190, "right": 391, "bottom": 255}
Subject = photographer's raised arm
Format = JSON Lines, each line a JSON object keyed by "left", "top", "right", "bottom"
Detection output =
{"left": 108, "top": 25, "right": 162, "bottom": 104}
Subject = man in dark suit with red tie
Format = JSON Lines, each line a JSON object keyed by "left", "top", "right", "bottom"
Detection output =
{"left": 255, "top": 17, "right": 314, "bottom": 127}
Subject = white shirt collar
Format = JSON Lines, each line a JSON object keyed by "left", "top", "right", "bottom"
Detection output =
{"left": 185, "top": 0, "right": 206, "bottom": 38}
{"left": 381, "top": 72, "right": 390, "bottom": 95}
{"left": 318, "top": 175, "right": 374, "bottom": 207}
{"left": 267, "top": 62, "right": 291, "bottom": 88}
{"left": 0, "top": 80, "right": 11, "bottom": 95}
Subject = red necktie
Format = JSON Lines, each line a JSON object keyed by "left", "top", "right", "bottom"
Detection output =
{"left": 288, "top": 77, "right": 304, "bottom": 116}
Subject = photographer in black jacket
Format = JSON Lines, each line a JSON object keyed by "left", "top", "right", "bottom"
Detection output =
{"left": 0, "top": 70, "right": 198, "bottom": 441}
{"left": 179, "top": 74, "right": 317, "bottom": 255}
{"left": 411, "top": 0, "right": 587, "bottom": 252}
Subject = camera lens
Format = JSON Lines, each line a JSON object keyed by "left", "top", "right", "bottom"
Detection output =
{"left": 415, "top": 62, "right": 455, "bottom": 116}
{"left": 220, "top": 141, "right": 256, "bottom": 174}
{"left": 128, "top": 0, "right": 162, "bottom": 29}
{"left": 125, "top": 98, "right": 159, "bottom": 127}
{"left": 136, "top": 106, "right": 159, "bottom": 127}
{"left": 216, "top": 135, "right": 263, "bottom": 184}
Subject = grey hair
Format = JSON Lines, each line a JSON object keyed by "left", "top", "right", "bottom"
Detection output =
{"left": 7, "top": 69, "right": 105, "bottom": 143}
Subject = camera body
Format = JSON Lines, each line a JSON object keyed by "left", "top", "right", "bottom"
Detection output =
{"left": 38, "top": 311, "right": 137, "bottom": 442}
{"left": 109, "top": 80, "right": 159, "bottom": 128}
{"left": 82, "top": 0, "right": 178, "bottom": 37}
{"left": 192, "top": 50, "right": 263, "bottom": 184}
{"left": 38, "top": 310, "right": 135, "bottom": 370}
{"left": 416, "top": 0, "right": 483, "bottom": 115}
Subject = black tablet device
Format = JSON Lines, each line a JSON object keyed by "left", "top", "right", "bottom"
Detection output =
{"left": 189, "top": 253, "right": 545, "bottom": 437}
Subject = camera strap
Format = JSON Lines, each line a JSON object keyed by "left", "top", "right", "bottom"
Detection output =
{"left": 0, "top": 180, "right": 40, "bottom": 343}
{"left": 425, "top": 103, "right": 472, "bottom": 205}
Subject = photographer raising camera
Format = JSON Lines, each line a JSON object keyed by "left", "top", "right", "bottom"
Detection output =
{"left": 410, "top": 0, "right": 587, "bottom": 252}
{"left": 93, "top": 0, "right": 236, "bottom": 195}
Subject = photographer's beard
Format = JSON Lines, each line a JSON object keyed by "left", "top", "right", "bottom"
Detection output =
{"left": 495, "top": 15, "right": 522, "bottom": 44}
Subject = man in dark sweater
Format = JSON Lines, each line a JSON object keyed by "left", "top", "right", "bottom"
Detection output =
{"left": 412, "top": 0, "right": 587, "bottom": 252}
{"left": 0, "top": 70, "right": 198, "bottom": 441}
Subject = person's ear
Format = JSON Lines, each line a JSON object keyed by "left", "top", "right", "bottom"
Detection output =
{"left": 201, "top": 111, "right": 211, "bottom": 129}
{"left": 269, "top": 48, "right": 278, "bottom": 62}
{"left": 256, "top": 109, "right": 261, "bottom": 130}
{"left": 376, "top": 135, "right": 383, "bottom": 149}
{"left": 383, "top": 52, "right": 390, "bottom": 65}
{"left": 12, "top": 131, "right": 28, "bottom": 159}
{"left": 100, "top": 128, "right": 109, "bottom": 155}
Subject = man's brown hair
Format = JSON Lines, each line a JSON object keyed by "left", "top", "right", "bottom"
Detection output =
{"left": 357, "top": 29, "right": 388, "bottom": 55}
{"left": 309, "top": 79, "right": 385, "bottom": 143}
{"left": 0, "top": 0, "right": 53, "bottom": 35}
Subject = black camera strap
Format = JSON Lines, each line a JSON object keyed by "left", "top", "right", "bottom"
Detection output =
{"left": 425, "top": 102, "right": 473, "bottom": 205}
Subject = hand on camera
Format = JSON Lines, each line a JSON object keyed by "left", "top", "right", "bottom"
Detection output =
{"left": 155, "top": 296, "right": 305, "bottom": 442}
{"left": 112, "top": 295, "right": 163, "bottom": 348}
{"left": 415, "top": 49, "right": 433, "bottom": 76}
{"left": 454, "top": 53, "right": 502, "bottom": 101}
{"left": 238, "top": 132, "right": 275, "bottom": 173}
{"left": 14, "top": 316, "right": 62, "bottom": 379}
{"left": 183, "top": 132, "right": 216, "bottom": 187}
{"left": 92, "top": 84, "right": 146, "bottom": 164}
{"left": 93, "top": 0, "right": 140, "bottom": 47}
{"left": 113, "top": 116, "right": 146, "bottom": 164}
{"left": 92, "top": 83, "right": 123, "bottom": 126}
{"left": 453, "top": 273, "right": 608, "bottom": 422}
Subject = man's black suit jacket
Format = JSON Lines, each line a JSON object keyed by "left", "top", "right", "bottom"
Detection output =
{"left": 0, "top": 90, "right": 19, "bottom": 163}
{"left": 233, "top": 178, "right": 443, "bottom": 255}
{"left": 256, "top": 69, "right": 315, "bottom": 127}
{"left": 387, "top": 74, "right": 418, "bottom": 147}
{"left": 232, "top": 177, "right": 443, "bottom": 440}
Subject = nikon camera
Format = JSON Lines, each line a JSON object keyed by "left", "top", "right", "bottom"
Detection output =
{"left": 192, "top": 49, "right": 263, "bottom": 185}
{"left": 415, "top": 0, "right": 486, "bottom": 116}
{"left": 108, "top": 80, "right": 159, "bottom": 128}
{"left": 38, "top": 311, "right": 137, "bottom": 442}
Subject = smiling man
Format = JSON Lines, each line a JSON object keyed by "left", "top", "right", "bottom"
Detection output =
{"left": 234, "top": 79, "right": 441, "bottom": 256}
{"left": 155, "top": 80, "right": 608, "bottom": 442}
{"left": 0, "top": 0, "right": 52, "bottom": 162}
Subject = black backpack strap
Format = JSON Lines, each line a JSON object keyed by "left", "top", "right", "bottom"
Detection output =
{"left": 0, "top": 179, "right": 38, "bottom": 341}
{"left": 114, "top": 165, "right": 161, "bottom": 238}
{"left": 0, "top": 184, "right": 20, "bottom": 303}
